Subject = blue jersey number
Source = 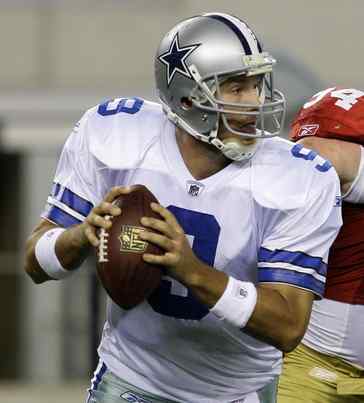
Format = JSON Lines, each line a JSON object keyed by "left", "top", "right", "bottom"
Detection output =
{"left": 97, "top": 97, "right": 144, "bottom": 116}
{"left": 291, "top": 144, "right": 332, "bottom": 172}
{"left": 148, "top": 206, "right": 220, "bottom": 320}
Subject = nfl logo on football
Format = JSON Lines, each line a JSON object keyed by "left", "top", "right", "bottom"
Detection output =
{"left": 186, "top": 181, "right": 204, "bottom": 196}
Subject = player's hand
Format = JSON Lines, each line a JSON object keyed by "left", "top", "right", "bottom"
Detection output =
{"left": 139, "top": 203, "right": 203, "bottom": 282}
{"left": 80, "top": 186, "right": 133, "bottom": 247}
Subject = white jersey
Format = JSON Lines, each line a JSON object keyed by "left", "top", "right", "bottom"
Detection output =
{"left": 42, "top": 97, "right": 342, "bottom": 403}
{"left": 303, "top": 299, "right": 364, "bottom": 369}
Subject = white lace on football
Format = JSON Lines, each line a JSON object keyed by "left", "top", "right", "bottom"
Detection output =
{"left": 98, "top": 215, "right": 111, "bottom": 263}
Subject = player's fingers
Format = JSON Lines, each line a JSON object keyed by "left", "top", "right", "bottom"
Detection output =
{"left": 104, "top": 186, "right": 133, "bottom": 203}
{"left": 84, "top": 224, "right": 100, "bottom": 247}
{"left": 150, "top": 203, "right": 184, "bottom": 234}
{"left": 94, "top": 202, "right": 121, "bottom": 217}
{"left": 140, "top": 216, "right": 174, "bottom": 238}
{"left": 143, "top": 252, "right": 176, "bottom": 266}
{"left": 139, "top": 231, "right": 174, "bottom": 251}
{"left": 86, "top": 212, "right": 112, "bottom": 230}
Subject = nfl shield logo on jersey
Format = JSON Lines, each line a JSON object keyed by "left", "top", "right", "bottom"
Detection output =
{"left": 186, "top": 180, "right": 204, "bottom": 196}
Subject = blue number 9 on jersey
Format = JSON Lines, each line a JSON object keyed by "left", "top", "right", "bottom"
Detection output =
{"left": 291, "top": 144, "right": 332, "bottom": 172}
{"left": 148, "top": 206, "right": 221, "bottom": 320}
{"left": 98, "top": 97, "right": 144, "bottom": 116}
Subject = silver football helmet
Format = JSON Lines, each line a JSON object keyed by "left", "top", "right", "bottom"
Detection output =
{"left": 154, "top": 12, "right": 286, "bottom": 161}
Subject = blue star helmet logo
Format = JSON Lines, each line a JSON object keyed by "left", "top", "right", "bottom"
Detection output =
{"left": 158, "top": 33, "right": 200, "bottom": 87}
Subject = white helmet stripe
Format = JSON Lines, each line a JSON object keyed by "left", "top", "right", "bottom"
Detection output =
{"left": 229, "top": 15, "right": 262, "bottom": 53}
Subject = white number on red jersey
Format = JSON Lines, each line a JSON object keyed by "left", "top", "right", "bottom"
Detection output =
{"left": 304, "top": 88, "right": 364, "bottom": 111}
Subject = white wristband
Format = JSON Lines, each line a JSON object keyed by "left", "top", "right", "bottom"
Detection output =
{"left": 210, "top": 277, "right": 257, "bottom": 328}
{"left": 35, "top": 228, "right": 71, "bottom": 280}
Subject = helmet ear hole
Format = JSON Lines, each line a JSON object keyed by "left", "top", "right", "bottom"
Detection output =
{"left": 181, "top": 97, "right": 193, "bottom": 110}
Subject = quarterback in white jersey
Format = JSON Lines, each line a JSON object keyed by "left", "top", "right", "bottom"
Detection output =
{"left": 24, "top": 13, "right": 342, "bottom": 403}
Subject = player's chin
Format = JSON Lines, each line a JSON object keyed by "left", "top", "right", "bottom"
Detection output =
{"left": 220, "top": 132, "right": 257, "bottom": 146}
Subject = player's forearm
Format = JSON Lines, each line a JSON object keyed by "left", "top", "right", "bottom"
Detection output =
{"left": 184, "top": 268, "right": 310, "bottom": 352}
{"left": 244, "top": 286, "right": 308, "bottom": 352}
{"left": 179, "top": 262, "right": 229, "bottom": 307}
{"left": 55, "top": 223, "right": 92, "bottom": 269}
{"left": 25, "top": 223, "right": 91, "bottom": 284}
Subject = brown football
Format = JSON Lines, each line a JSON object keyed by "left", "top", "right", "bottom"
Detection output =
{"left": 96, "top": 185, "right": 163, "bottom": 309}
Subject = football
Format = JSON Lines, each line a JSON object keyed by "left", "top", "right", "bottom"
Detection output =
{"left": 96, "top": 185, "right": 163, "bottom": 309}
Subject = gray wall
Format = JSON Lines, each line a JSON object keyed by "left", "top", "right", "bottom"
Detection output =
{"left": 1, "top": 0, "right": 363, "bottom": 149}
{"left": 0, "top": 1, "right": 363, "bottom": 93}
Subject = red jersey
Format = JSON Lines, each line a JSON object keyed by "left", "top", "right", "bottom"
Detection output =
{"left": 290, "top": 87, "right": 364, "bottom": 304}
{"left": 325, "top": 202, "right": 364, "bottom": 304}
{"left": 290, "top": 87, "right": 364, "bottom": 146}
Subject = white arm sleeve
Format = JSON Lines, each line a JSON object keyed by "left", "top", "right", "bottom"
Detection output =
{"left": 42, "top": 109, "right": 102, "bottom": 228}
{"left": 342, "top": 145, "right": 364, "bottom": 203}
{"left": 258, "top": 176, "right": 342, "bottom": 298}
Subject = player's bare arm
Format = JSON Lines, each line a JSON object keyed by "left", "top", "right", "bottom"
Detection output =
{"left": 141, "top": 203, "right": 314, "bottom": 353}
{"left": 24, "top": 186, "right": 131, "bottom": 284}
{"left": 298, "top": 136, "right": 361, "bottom": 193}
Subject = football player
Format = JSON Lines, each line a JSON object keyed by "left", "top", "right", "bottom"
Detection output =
{"left": 24, "top": 13, "right": 342, "bottom": 403}
{"left": 277, "top": 87, "right": 364, "bottom": 403}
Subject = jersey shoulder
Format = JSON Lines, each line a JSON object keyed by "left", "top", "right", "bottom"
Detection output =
{"left": 81, "top": 97, "right": 167, "bottom": 169}
{"left": 290, "top": 87, "right": 364, "bottom": 145}
{"left": 251, "top": 136, "right": 340, "bottom": 210}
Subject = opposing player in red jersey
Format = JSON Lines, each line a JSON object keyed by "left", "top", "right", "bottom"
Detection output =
{"left": 278, "top": 87, "right": 364, "bottom": 403}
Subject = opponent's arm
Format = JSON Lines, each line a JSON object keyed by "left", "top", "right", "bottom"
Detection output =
{"left": 298, "top": 136, "right": 361, "bottom": 194}
{"left": 24, "top": 187, "right": 129, "bottom": 284}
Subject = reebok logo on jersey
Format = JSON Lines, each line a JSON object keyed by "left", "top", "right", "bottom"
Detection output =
{"left": 120, "top": 391, "right": 151, "bottom": 403}
{"left": 297, "top": 124, "right": 319, "bottom": 137}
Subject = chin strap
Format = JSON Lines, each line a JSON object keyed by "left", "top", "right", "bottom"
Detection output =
{"left": 204, "top": 113, "right": 258, "bottom": 161}
{"left": 211, "top": 137, "right": 258, "bottom": 161}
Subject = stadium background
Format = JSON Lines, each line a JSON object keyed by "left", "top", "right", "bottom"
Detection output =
{"left": 0, "top": 1, "right": 362, "bottom": 402}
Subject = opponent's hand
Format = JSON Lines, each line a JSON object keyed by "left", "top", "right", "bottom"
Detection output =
{"left": 139, "top": 203, "right": 202, "bottom": 283}
{"left": 80, "top": 186, "right": 133, "bottom": 247}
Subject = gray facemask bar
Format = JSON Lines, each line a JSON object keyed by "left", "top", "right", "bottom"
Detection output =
{"left": 189, "top": 64, "right": 286, "bottom": 138}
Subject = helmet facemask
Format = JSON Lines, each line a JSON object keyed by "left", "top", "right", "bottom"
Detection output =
{"left": 177, "top": 58, "right": 286, "bottom": 160}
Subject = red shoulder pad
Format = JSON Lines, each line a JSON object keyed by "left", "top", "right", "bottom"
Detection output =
{"left": 289, "top": 87, "right": 364, "bottom": 145}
